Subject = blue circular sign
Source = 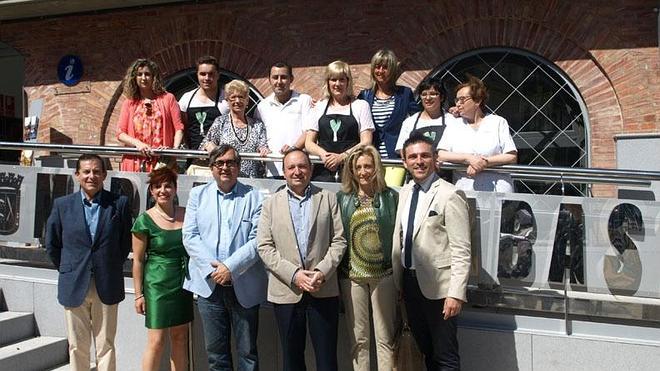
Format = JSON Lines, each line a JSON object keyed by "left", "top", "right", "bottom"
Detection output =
{"left": 57, "top": 55, "right": 83, "bottom": 86}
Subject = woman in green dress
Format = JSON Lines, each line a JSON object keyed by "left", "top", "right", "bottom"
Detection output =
{"left": 132, "top": 167, "right": 193, "bottom": 371}
{"left": 336, "top": 145, "right": 399, "bottom": 371}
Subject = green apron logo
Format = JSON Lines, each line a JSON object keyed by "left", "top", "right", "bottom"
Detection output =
{"left": 329, "top": 119, "right": 342, "bottom": 142}
{"left": 195, "top": 112, "right": 207, "bottom": 135}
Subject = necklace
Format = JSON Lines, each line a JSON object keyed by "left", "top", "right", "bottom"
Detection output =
{"left": 154, "top": 206, "right": 175, "bottom": 222}
{"left": 358, "top": 192, "right": 374, "bottom": 206}
{"left": 229, "top": 113, "right": 249, "bottom": 143}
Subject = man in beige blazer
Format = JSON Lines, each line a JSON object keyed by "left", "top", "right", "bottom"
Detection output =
{"left": 257, "top": 148, "right": 346, "bottom": 371}
{"left": 393, "top": 133, "right": 471, "bottom": 370}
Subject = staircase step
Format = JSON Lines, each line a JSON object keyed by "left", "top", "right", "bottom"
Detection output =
{"left": 0, "top": 311, "right": 35, "bottom": 346}
{"left": 48, "top": 364, "right": 69, "bottom": 371}
{"left": 0, "top": 336, "right": 68, "bottom": 371}
{"left": 48, "top": 362, "right": 96, "bottom": 371}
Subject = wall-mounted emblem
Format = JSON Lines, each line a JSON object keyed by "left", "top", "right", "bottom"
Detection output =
{"left": 0, "top": 172, "right": 23, "bottom": 235}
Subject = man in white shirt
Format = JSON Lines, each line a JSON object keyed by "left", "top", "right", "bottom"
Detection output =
{"left": 179, "top": 56, "right": 229, "bottom": 152}
{"left": 256, "top": 62, "right": 312, "bottom": 178}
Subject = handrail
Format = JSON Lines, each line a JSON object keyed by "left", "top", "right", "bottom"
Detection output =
{"left": 1, "top": 141, "right": 657, "bottom": 187}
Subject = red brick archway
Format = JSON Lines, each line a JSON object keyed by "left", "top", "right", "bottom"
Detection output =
{"left": 393, "top": 16, "right": 623, "bottom": 197}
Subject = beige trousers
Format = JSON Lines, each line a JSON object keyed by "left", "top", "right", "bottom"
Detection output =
{"left": 340, "top": 275, "right": 397, "bottom": 371}
{"left": 64, "top": 280, "right": 118, "bottom": 371}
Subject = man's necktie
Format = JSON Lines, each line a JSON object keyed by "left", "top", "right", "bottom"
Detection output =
{"left": 404, "top": 184, "right": 421, "bottom": 269}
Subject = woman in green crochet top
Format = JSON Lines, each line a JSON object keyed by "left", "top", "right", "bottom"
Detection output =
{"left": 336, "top": 145, "right": 399, "bottom": 371}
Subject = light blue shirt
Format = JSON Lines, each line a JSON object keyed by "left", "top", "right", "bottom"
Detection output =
{"left": 287, "top": 185, "right": 312, "bottom": 262}
{"left": 217, "top": 184, "right": 237, "bottom": 261}
{"left": 80, "top": 190, "right": 101, "bottom": 242}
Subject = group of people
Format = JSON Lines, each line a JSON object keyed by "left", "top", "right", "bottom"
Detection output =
{"left": 115, "top": 49, "right": 518, "bottom": 191}
{"left": 44, "top": 48, "right": 518, "bottom": 371}
{"left": 46, "top": 135, "right": 470, "bottom": 371}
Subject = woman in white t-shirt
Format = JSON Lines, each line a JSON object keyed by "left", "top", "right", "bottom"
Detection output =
{"left": 437, "top": 76, "right": 517, "bottom": 192}
{"left": 305, "top": 60, "right": 374, "bottom": 182}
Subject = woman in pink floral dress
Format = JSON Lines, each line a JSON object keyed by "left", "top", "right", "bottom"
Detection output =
{"left": 117, "top": 59, "right": 184, "bottom": 172}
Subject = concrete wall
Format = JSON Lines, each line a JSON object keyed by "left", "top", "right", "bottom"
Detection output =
{"left": 616, "top": 134, "right": 660, "bottom": 201}
{"left": 3, "top": 263, "right": 660, "bottom": 370}
{"left": 0, "top": 263, "right": 353, "bottom": 371}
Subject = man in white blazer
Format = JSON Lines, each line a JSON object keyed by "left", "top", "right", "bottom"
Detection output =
{"left": 183, "top": 144, "right": 266, "bottom": 371}
{"left": 257, "top": 148, "right": 346, "bottom": 371}
{"left": 393, "top": 133, "right": 471, "bottom": 370}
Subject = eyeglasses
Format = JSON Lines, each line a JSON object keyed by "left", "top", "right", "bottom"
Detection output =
{"left": 212, "top": 159, "right": 238, "bottom": 168}
{"left": 420, "top": 92, "right": 440, "bottom": 99}
{"left": 454, "top": 96, "right": 473, "bottom": 104}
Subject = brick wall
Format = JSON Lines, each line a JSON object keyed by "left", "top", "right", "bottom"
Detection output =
{"left": 0, "top": 0, "right": 657, "bottom": 197}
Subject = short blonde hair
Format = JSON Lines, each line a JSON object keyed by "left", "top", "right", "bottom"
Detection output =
{"left": 341, "top": 145, "right": 386, "bottom": 194}
{"left": 322, "top": 60, "right": 354, "bottom": 100}
{"left": 225, "top": 79, "right": 249, "bottom": 98}
{"left": 370, "top": 49, "right": 400, "bottom": 90}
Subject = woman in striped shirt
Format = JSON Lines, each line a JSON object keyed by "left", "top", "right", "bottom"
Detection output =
{"left": 358, "top": 49, "right": 419, "bottom": 160}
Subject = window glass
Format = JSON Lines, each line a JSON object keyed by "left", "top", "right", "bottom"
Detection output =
{"left": 427, "top": 48, "right": 589, "bottom": 195}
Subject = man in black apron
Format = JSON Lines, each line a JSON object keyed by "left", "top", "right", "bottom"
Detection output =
{"left": 179, "top": 56, "right": 228, "bottom": 168}
{"left": 184, "top": 87, "right": 223, "bottom": 150}
{"left": 312, "top": 100, "right": 360, "bottom": 182}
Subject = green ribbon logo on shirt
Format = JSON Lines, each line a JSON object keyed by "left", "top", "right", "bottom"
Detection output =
{"left": 330, "top": 119, "right": 341, "bottom": 142}
{"left": 195, "top": 112, "right": 207, "bottom": 135}
{"left": 423, "top": 131, "right": 436, "bottom": 141}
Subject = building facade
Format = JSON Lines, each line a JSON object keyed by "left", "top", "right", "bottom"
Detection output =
{"left": 0, "top": 0, "right": 657, "bottom": 197}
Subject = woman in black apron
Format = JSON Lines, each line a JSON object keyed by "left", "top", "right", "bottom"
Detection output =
{"left": 401, "top": 77, "right": 453, "bottom": 182}
{"left": 305, "top": 61, "right": 374, "bottom": 182}
{"left": 410, "top": 78, "right": 449, "bottom": 149}
{"left": 313, "top": 100, "right": 360, "bottom": 181}
{"left": 409, "top": 111, "right": 446, "bottom": 150}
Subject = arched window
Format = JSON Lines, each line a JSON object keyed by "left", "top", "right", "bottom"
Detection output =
{"left": 426, "top": 48, "right": 589, "bottom": 196}
{"left": 164, "top": 68, "right": 263, "bottom": 116}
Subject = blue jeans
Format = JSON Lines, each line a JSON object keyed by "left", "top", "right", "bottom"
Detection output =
{"left": 197, "top": 285, "right": 260, "bottom": 371}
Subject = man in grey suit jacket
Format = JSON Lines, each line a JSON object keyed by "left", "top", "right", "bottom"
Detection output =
{"left": 45, "top": 154, "right": 132, "bottom": 371}
{"left": 257, "top": 148, "right": 346, "bottom": 371}
{"left": 183, "top": 144, "right": 266, "bottom": 371}
{"left": 393, "top": 133, "right": 471, "bottom": 370}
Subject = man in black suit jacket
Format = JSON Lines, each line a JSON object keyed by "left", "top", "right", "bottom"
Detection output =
{"left": 46, "top": 154, "right": 131, "bottom": 371}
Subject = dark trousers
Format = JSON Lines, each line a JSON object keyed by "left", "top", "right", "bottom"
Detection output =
{"left": 273, "top": 294, "right": 339, "bottom": 371}
{"left": 403, "top": 270, "right": 460, "bottom": 371}
{"left": 197, "top": 285, "right": 260, "bottom": 371}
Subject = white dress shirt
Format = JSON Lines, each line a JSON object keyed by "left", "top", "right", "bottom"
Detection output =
{"left": 400, "top": 173, "right": 438, "bottom": 269}
{"left": 256, "top": 91, "right": 312, "bottom": 176}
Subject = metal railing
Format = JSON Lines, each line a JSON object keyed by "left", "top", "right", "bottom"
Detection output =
{"left": 3, "top": 141, "right": 660, "bottom": 326}
{"left": 2, "top": 141, "right": 660, "bottom": 187}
